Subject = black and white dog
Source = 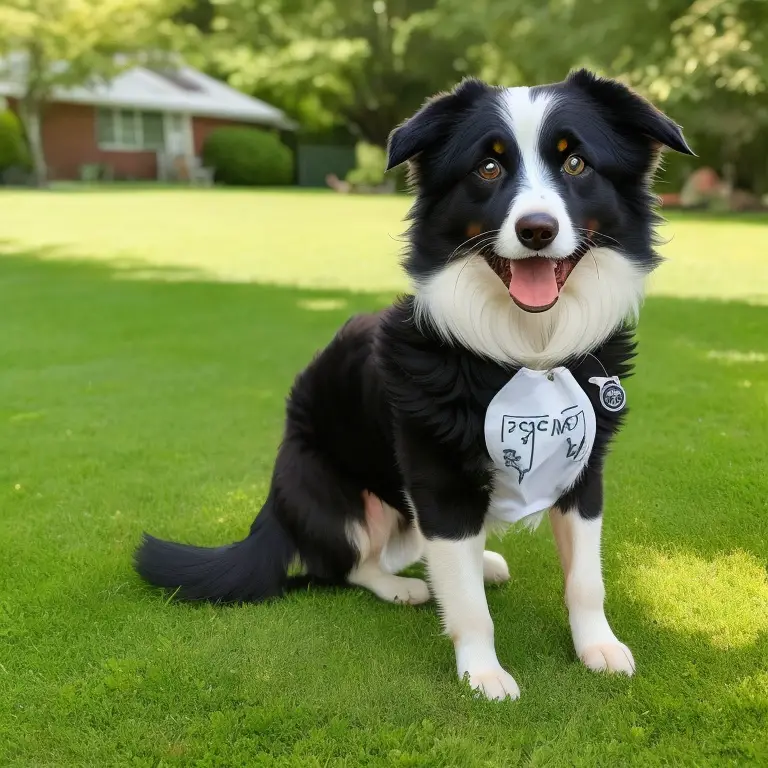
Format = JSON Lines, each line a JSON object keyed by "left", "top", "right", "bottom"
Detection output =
{"left": 136, "top": 70, "right": 693, "bottom": 700}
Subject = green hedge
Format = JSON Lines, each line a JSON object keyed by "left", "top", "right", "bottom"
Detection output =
{"left": 0, "top": 110, "right": 30, "bottom": 172}
{"left": 202, "top": 127, "right": 293, "bottom": 186}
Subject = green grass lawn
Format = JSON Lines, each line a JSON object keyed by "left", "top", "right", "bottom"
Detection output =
{"left": 1, "top": 189, "right": 767, "bottom": 766}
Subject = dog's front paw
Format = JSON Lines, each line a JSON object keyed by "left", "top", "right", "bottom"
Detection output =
{"left": 482, "top": 550, "right": 510, "bottom": 584}
{"left": 462, "top": 666, "right": 521, "bottom": 701}
{"left": 580, "top": 642, "right": 635, "bottom": 675}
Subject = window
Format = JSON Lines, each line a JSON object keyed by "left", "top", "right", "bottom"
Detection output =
{"left": 119, "top": 111, "right": 138, "bottom": 146}
{"left": 142, "top": 113, "right": 165, "bottom": 149}
{"left": 96, "top": 108, "right": 180, "bottom": 151}
{"left": 96, "top": 108, "right": 116, "bottom": 145}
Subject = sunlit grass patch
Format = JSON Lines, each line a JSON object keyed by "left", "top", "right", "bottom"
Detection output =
{"left": 619, "top": 547, "right": 768, "bottom": 649}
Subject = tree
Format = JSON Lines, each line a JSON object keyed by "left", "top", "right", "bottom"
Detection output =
{"left": 637, "top": 0, "right": 768, "bottom": 191}
{"left": 438, "top": 0, "right": 768, "bottom": 192}
{"left": 205, "top": 0, "right": 487, "bottom": 146}
{"left": 0, "top": 0, "right": 194, "bottom": 185}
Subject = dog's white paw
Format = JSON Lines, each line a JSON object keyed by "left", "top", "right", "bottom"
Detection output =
{"left": 463, "top": 666, "right": 521, "bottom": 701}
{"left": 482, "top": 550, "right": 510, "bottom": 584}
{"left": 580, "top": 642, "right": 635, "bottom": 675}
{"left": 385, "top": 577, "right": 431, "bottom": 605}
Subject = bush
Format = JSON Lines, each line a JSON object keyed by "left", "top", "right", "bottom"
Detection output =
{"left": 346, "top": 141, "right": 409, "bottom": 193}
{"left": 202, "top": 127, "right": 293, "bottom": 186}
{"left": 0, "top": 110, "right": 30, "bottom": 172}
{"left": 346, "top": 142, "right": 387, "bottom": 186}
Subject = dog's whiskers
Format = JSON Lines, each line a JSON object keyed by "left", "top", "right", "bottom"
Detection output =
{"left": 572, "top": 227, "right": 621, "bottom": 248}
{"left": 588, "top": 246, "right": 600, "bottom": 280}
{"left": 450, "top": 234, "right": 504, "bottom": 301}
{"left": 446, "top": 229, "right": 502, "bottom": 265}
{"left": 452, "top": 249, "right": 491, "bottom": 301}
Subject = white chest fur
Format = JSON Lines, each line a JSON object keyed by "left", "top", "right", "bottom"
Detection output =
{"left": 484, "top": 367, "right": 596, "bottom": 524}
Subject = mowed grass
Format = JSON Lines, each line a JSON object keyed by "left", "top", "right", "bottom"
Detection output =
{"left": 2, "top": 186, "right": 768, "bottom": 300}
{"left": 1, "top": 188, "right": 767, "bottom": 767}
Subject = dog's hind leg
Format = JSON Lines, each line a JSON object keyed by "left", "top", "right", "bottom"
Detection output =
{"left": 353, "top": 491, "right": 510, "bottom": 593}
{"left": 346, "top": 491, "right": 431, "bottom": 605}
{"left": 348, "top": 559, "right": 431, "bottom": 604}
{"left": 381, "top": 517, "right": 425, "bottom": 575}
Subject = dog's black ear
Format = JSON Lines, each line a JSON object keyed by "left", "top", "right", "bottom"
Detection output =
{"left": 386, "top": 78, "right": 489, "bottom": 171}
{"left": 568, "top": 69, "right": 695, "bottom": 156}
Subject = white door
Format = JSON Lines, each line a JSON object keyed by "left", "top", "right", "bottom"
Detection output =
{"left": 164, "top": 113, "right": 193, "bottom": 156}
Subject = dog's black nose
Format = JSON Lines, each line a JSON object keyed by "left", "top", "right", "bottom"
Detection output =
{"left": 515, "top": 213, "right": 559, "bottom": 250}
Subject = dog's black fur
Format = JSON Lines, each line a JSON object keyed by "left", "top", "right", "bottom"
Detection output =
{"left": 135, "top": 70, "right": 692, "bottom": 604}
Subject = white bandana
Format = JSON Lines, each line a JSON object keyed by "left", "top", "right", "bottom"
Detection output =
{"left": 484, "top": 367, "right": 596, "bottom": 524}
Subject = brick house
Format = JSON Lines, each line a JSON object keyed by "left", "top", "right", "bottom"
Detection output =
{"left": 0, "top": 62, "right": 294, "bottom": 181}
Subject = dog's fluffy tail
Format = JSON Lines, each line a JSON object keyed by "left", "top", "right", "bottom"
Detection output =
{"left": 134, "top": 491, "right": 297, "bottom": 604}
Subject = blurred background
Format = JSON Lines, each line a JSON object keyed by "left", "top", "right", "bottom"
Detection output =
{"left": 0, "top": 0, "right": 766, "bottom": 208}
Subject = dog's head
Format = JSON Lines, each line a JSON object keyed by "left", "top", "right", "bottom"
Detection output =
{"left": 388, "top": 70, "right": 693, "bottom": 367}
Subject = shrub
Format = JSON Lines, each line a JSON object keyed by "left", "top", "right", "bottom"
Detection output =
{"left": 0, "top": 110, "right": 30, "bottom": 172}
{"left": 202, "top": 127, "right": 293, "bottom": 186}
{"left": 346, "top": 142, "right": 387, "bottom": 186}
{"left": 346, "top": 141, "right": 408, "bottom": 193}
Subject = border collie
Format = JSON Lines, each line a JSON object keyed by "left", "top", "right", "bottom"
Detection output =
{"left": 135, "top": 69, "right": 693, "bottom": 700}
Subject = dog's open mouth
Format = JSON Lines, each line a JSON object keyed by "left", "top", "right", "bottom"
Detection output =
{"left": 488, "top": 248, "right": 587, "bottom": 313}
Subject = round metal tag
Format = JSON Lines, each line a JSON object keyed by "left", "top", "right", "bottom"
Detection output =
{"left": 599, "top": 380, "right": 626, "bottom": 412}
{"left": 588, "top": 375, "right": 627, "bottom": 413}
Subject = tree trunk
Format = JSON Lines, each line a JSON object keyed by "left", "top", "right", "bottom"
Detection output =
{"left": 19, "top": 99, "right": 48, "bottom": 187}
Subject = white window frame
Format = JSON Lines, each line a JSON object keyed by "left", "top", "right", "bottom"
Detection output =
{"left": 96, "top": 108, "right": 183, "bottom": 152}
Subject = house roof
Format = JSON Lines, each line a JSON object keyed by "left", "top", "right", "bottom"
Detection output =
{"left": 0, "top": 57, "right": 295, "bottom": 129}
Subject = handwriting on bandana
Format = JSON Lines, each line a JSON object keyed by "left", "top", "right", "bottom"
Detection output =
{"left": 500, "top": 406, "right": 588, "bottom": 483}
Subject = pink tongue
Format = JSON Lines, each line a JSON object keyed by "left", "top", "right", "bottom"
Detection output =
{"left": 508, "top": 257, "right": 558, "bottom": 310}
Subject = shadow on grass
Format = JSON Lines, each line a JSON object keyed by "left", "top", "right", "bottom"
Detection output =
{"left": 3, "top": 243, "right": 765, "bottom": 540}
{"left": 0, "top": 245, "right": 388, "bottom": 358}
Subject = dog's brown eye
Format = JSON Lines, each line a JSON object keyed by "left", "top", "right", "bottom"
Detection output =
{"left": 478, "top": 159, "right": 502, "bottom": 180}
{"left": 563, "top": 155, "right": 586, "bottom": 176}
